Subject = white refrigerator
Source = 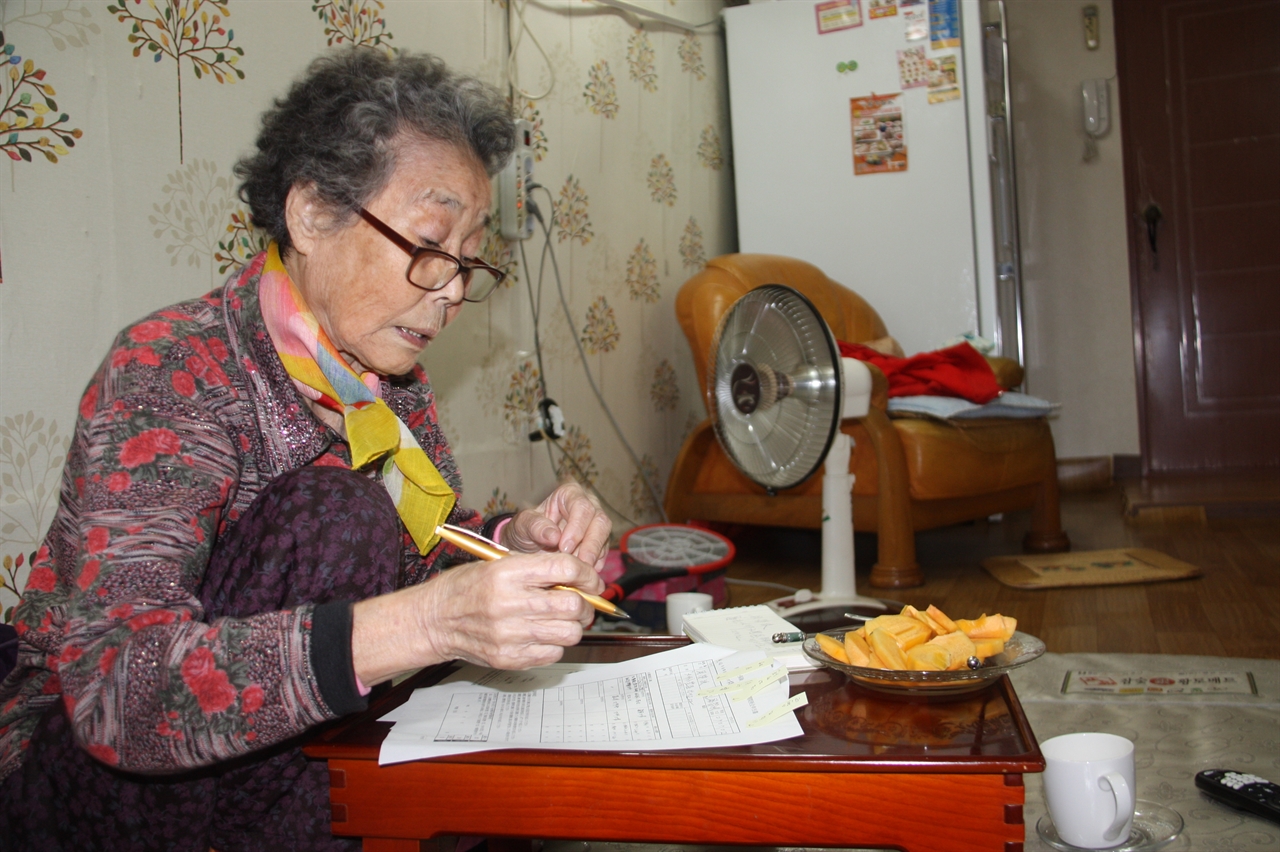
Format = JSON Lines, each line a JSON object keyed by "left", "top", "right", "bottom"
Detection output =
{"left": 724, "top": 0, "right": 1023, "bottom": 362}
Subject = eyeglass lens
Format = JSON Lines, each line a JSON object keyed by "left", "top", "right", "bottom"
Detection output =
{"left": 407, "top": 254, "right": 503, "bottom": 303}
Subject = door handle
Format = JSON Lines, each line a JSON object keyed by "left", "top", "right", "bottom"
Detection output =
{"left": 1142, "top": 203, "right": 1162, "bottom": 270}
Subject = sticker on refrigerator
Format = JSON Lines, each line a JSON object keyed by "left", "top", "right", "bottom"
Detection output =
{"left": 868, "top": 0, "right": 898, "bottom": 18}
{"left": 815, "top": 0, "right": 863, "bottom": 35}
{"left": 898, "top": 47, "right": 929, "bottom": 89}
{"left": 929, "top": 0, "right": 961, "bottom": 49}
{"left": 901, "top": 0, "right": 928, "bottom": 41}
{"left": 926, "top": 54, "right": 960, "bottom": 103}
{"left": 850, "top": 94, "right": 907, "bottom": 175}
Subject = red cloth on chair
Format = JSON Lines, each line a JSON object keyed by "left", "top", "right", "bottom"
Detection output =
{"left": 838, "top": 341, "right": 1003, "bottom": 404}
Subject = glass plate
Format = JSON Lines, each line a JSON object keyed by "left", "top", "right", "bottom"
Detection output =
{"left": 1036, "top": 800, "right": 1184, "bottom": 852}
{"left": 802, "top": 629, "right": 1046, "bottom": 695}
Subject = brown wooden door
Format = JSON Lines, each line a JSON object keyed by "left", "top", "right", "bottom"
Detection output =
{"left": 1116, "top": 0, "right": 1280, "bottom": 474}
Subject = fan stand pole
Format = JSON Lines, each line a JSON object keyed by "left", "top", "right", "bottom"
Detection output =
{"left": 770, "top": 432, "right": 887, "bottom": 620}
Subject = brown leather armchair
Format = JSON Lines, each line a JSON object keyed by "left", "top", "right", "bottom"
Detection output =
{"left": 665, "top": 254, "right": 1070, "bottom": 588}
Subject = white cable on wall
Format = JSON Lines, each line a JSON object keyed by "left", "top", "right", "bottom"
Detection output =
{"left": 523, "top": 0, "right": 722, "bottom": 32}
{"left": 589, "top": 0, "right": 722, "bottom": 31}
{"left": 516, "top": 200, "right": 640, "bottom": 529}
{"left": 506, "top": 1, "right": 720, "bottom": 103}
{"left": 527, "top": 186, "right": 669, "bottom": 524}
{"left": 507, "top": 0, "right": 555, "bottom": 101}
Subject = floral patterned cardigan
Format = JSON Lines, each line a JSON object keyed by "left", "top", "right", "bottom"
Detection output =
{"left": 0, "top": 252, "right": 483, "bottom": 782}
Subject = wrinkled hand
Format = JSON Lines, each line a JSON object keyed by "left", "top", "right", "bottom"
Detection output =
{"left": 417, "top": 550, "right": 604, "bottom": 669}
{"left": 501, "top": 481, "right": 611, "bottom": 570}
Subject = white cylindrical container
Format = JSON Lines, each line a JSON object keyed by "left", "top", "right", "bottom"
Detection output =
{"left": 820, "top": 432, "right": 855, "bottom": 600}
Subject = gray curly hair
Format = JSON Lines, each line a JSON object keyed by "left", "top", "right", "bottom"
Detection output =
{"left": 235, "top": 49, "right": 515, "bottom": 252}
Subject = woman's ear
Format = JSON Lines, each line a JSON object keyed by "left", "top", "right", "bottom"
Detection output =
{"left": 283, "top": 183, "right": 328, "bottom": 257}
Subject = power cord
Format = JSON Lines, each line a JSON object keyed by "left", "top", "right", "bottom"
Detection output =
{"left": 516, "top": 237, "right": 550, "bottom": 400}
{"left": 531, "top": 424, "right": 639, "bottom": 528}
{"left": 589, "top": 0, "right": 722, "bottom": 31}
{"left": 506, "top": 0, "right": 555, "bottom": 101}
{"left": 515, "top": 186, "right": 639, "bottom": 529}
{"left": 524, "top": 186, "right": 669, "bottom": 524}
{"left": 523, "top": 0, "right": 722, "bottom": 32}
{"left": 724, "top": 578, "right": 799, "bottom": 593}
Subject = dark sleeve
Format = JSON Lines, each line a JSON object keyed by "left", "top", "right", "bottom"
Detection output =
{"left": 482, "top": 512, "right": 516, "bottom": 542}
{"left": 309, "top": 600, "right": 368, "bottom": 717}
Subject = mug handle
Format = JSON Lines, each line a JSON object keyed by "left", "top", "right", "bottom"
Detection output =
{"left": 1100, "top": 771, "right": 1133, "bottom": 842}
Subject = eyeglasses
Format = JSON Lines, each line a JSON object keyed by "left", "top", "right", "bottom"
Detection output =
{"left": 358, "top": 207, "right": 506, "bottom": 303}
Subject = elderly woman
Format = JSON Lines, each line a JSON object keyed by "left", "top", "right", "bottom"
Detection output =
{"left": 0, "top": 50, "right": 609, "bottom": 850}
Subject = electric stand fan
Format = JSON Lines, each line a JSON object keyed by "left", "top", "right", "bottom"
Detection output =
{"left": 707, "top": 284, "right": 888, "bottom": 624}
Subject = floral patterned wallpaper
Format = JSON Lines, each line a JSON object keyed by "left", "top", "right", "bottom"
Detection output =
{"left": 0, "top": 0, "right": 732, "bottom": 614}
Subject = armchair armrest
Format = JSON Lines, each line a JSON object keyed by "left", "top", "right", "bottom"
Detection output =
{"left": 985, "top": 356, "right": 1024, "bottom": 390}
{"left": 865, "top": 362, "right": 890, "bottom": 410}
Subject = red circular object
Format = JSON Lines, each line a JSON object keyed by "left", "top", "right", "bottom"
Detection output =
{"left": 619, "top": 523, "right": 735, "bottom": 575}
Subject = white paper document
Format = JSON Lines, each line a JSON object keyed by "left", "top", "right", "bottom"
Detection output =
{"left": 377, "top": 643, "right": 806, "bottom": 765}
{"left": 679, "top": 605, "right": 817, "bottom": 671}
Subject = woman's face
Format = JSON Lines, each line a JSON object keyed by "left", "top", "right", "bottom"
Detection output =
{"left": 286, "top": 135, "right": 492, "bottom": 377}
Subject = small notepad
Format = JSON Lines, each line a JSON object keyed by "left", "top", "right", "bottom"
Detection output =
{"left": 680, "top": 605, "right": 816, "bottom": 671}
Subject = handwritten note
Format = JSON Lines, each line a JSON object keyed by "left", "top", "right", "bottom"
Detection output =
{"left": 680, "top": 605, "right": 816, "bottom": 670}
{"left": 377, "top": 643, "right": 805, "bottom": 765}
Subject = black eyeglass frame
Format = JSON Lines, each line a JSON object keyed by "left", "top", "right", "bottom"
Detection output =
{"left": 357, "top": 207, "right": 506, "bottom": 303}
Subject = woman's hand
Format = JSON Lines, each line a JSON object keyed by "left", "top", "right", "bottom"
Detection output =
{"left": 418, "top": 550, "right": 603, "bottom": 669}
{"left": 352, "top": 549, "right": 603, "bottom": 682}
{"left": 351, "top": 482, "right": 611, "bottom": 685}
{"left": 501, "top": 481, "right": 612, "bottom": 570}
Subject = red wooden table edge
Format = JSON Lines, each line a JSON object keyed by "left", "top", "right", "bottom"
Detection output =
{"left": 327, "top": 763, "right": 1028, "bottom": 850}
{"left": 304, "top": 635, "right": 1047, "bottom": 775}
{"left": 305, "top": 634, "right": 1043, "bottom": 850}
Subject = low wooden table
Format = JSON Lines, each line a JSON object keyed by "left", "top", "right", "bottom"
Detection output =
{"left": 304, "top": 636, "right": 1044, "bottom": 852}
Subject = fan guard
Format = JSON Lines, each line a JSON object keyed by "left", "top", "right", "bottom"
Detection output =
{"left": 708, "top": 285, "right": 843, "bottom": 493}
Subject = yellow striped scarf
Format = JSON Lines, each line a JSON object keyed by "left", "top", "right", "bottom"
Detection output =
{"left": 258, "top": 243, "right": 455, "bottom": 554}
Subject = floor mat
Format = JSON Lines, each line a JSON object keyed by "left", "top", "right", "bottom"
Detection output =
{"left": 982, "top": 548, "right": 1201, "bottom": 589}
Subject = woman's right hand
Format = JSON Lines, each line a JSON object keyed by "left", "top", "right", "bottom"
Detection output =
{"left": 417, "top": 549, "right": 602, "bottom": 669}
{"left": 351, "top": 549, "right": 602, "bottom": 685}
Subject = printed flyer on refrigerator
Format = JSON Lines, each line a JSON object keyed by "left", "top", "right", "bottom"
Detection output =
{"left": 850, "top": 93, "right": 908, "bottom": 175}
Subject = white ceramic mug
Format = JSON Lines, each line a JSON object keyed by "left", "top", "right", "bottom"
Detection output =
{"left": 666, "top": 591, "right": 713, "bottom": 634}
{"left": 1041, "top": 732, "right": 1136, "bottom": 849}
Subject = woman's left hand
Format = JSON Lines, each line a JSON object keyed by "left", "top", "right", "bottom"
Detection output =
{"left": 501, "top": 481, "right": 611, "bottom": 570}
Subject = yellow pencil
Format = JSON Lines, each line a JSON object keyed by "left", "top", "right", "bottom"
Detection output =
{"left": 434, "top": 524, "right": 630, "bottom": 620}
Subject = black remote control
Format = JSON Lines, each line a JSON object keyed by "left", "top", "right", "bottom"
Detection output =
{"left": 1195, "top": 769, "right": 1280, "bottom": 825}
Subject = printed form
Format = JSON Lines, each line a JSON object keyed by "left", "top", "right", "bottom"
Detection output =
{"left": 378, "top": 643, "right": 806, "bottom": 765}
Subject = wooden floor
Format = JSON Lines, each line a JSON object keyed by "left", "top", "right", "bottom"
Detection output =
{"left": 722, "top": 482, "right": 1280, "bottom": 660}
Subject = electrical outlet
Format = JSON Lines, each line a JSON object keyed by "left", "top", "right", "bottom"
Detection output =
{"left": 528, "top": 398, "right": 565, "bottom": 442}
{"left": 499, "top": 119, "right": 535, "bottom": 240}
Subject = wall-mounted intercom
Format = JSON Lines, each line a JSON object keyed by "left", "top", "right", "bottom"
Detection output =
{"left": 1081, "top": 77, "right": 1110, "bottom": 162}
{"left": 1082, "top": 78, "right": 1110, "bottom": 138}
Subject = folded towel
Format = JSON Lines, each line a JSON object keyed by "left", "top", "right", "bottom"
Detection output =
{"left": 887, "top": 391, "right": 1060, "bottom": 419}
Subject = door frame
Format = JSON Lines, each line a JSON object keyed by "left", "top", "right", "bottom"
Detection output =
{"left": 1113, "top": 0, "right": 1155, "bottom": 476}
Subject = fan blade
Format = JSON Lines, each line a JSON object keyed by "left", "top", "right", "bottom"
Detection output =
{"left": 709, "top": 285, "right": 843, "bottom": 491}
